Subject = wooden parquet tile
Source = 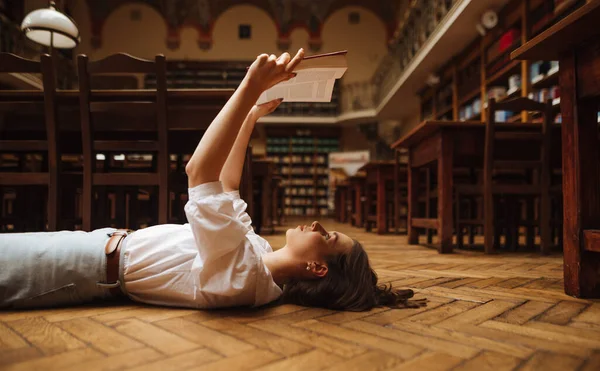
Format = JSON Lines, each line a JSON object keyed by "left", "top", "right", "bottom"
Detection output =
{"left": 2, "top": 219, "right": 600, "bottom": 370}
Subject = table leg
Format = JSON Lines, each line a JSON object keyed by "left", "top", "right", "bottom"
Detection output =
{"left": 425, "top": 168, "right": 433, "bottom": 244}
{"left": 376, "top": 168, "right": 386, "bottom": 234}
{"left": 366, "top": 180, "right": 372, "bottom": 232}
{"left": 340, "top": 188, "right": 346, "bottom": 223}
{"left": 355, "top": 184, "right": 363, "bottom": 228}
{"left": 394, "top": 151, "right": 400, "bottom": 234}
{"left": 560, "top": 52, "right": 600, "bottom": 298}
{"left": 408, "top": 154, "right": 419, "bottom": 244}
{"left": 438, "top": 133, "right": 454, "bottom": 253}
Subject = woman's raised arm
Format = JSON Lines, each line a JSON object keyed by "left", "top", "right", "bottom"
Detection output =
{"left": 185, "top": 49, "right": 304, "bottom": 188}
{"left": 219, "top": 99, "right": 282, "bottom": 192}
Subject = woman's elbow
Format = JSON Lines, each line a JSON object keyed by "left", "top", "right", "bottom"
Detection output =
{"left": 185, "top": 162, "right": 196, "bottom": 177}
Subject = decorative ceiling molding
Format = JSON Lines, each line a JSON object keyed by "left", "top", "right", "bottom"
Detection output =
{"left": 85, "top": 0, "right": 400, "bottom": 51}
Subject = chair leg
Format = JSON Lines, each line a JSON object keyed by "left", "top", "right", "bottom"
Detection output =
{"left": 467, "top": 198, "right": 479, "bottom": 246}
{"left": 484, "top": 193, "right": 495, "bottom": 254}
{"left": 526, "top": 197, "right": 535, "bottom": 249}
{"left": 47, "top": 179, "right": 58, "bottom": 232}
{"left": 425, "top": 168, "right": 433, "bottom": 244}
{"left": 509, "top": 197, "right": 519, "bottom": 251}
{"left": 115, "top": 188, "right": 126, "bottom": 228}
{"left": 540, "top": 188, "right": 551, "bottom": 254}
{"left": 456, "top": 191, "right": 463, "bottom": 249}
{"left": 557, "top": 196, "right": 564, "bottom": 248}
{"left": 130, "top": 187, "right": 140, "bottom": 230}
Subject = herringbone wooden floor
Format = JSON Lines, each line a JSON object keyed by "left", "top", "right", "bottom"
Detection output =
{"left": 2, "top": 220, "right": 600, "bottom": 371}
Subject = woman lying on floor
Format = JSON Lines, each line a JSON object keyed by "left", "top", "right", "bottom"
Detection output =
{"left": 0, "top": 49, "right": 423, "bottom": 311}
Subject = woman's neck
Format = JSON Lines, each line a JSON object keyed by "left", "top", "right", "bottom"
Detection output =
{"left": 262, "top": 247, "right": 305, "bottom": 286}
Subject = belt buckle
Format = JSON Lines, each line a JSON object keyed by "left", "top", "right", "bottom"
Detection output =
{"left": 105, "top": 230, "right": 128, "bottom": 255}
{"left": 107, "top": 230, "right": 129, "bottom": 238}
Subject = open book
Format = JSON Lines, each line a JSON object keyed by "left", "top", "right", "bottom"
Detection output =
{"left": 256, "top": 51, "right": 347, "bottom": 105}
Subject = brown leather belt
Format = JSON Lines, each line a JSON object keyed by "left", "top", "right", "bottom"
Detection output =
{"left": 104, "top": 229, "right": 129, "bottom": 298}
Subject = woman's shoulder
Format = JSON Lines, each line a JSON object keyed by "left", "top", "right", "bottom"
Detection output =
{"left": 245, "top": 231, "right": 274, "bottom": 254}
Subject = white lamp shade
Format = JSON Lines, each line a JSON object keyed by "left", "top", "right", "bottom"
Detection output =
{"left": 21, "top": 6, "right": 80, "bottom": 49}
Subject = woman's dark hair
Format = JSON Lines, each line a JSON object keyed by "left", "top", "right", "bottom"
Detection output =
{"left": 281, "top": 240, "right": 426, "bottom": 311}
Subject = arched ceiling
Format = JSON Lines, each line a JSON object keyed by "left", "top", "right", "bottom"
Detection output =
{"left": 82, "top": 0, "right": 404, "bottom": 50}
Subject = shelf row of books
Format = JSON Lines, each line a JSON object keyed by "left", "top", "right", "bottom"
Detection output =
{"left": 281, "top": 178, "right": 329, "bottom": 188}
{"left": 267, "top": 138, "right": 339, "bottom": 146}
{"left": 269, "top": 155, "right": 328, "bottom": 164}
{"left": 285, "top": 207, "right": 329, "bottom": 216}
{"left": 284, "top": 187, "right": 328, "bottom": 196}
{"left": 280, "top": 167, "right": 329, "bottom": 175}
{"left": 267, "top": 146, "right": 339, "bottom": 154}
{"left": 284, "top": 198, "right": 328, "bottom": 207}
{"left": 268, "top": 134, "right": 338, "bottom": 216}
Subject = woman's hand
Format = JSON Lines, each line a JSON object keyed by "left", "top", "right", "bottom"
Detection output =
{"left": 250, "top": 98, "right": 283, "bottom": 120}
{"left": 245, "top": 49, "right": 304, "bottom": 93}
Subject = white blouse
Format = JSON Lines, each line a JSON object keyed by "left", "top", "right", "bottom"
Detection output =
{"left": 121, "top": 181, "right": 282, "bottom": 308}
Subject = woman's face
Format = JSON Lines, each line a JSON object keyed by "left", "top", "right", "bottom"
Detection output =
{"left": 285, "top": 221, "right": 354, "bottom": 260}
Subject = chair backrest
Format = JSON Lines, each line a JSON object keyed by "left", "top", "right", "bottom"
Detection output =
{"left": 0, "top": 53, "right": 58, "bottom": 169}
{"left": 76, "top": 52, "right": 168, "bottom": 161}
{"left": 493, "top": 96, "right": 547, "bottom": 113}
{"left": 85, "top": 53, "right": 157, "bottom": 74}
{"left": 484, "top": 97, "right": 553, "bottom": 184}
{"left": 0, "top": 52, "right": 41, "bottom": 74}
{"left": 77, "top": 53, "right": 166, "bottom": 94}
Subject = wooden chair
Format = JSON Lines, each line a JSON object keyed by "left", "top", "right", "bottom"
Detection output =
{"left": 454, "top": 97, "right": 555, "bottom": 254}
{"left": 0, "top": 53, "right": 59, "bottom": 231}
{"left": 77, "top": 53, "right": 169, "bottom": 231}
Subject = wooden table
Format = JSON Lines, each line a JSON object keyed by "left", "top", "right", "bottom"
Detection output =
{"left": 360, "top": 161, "right": 395, "bottom": 234}
{"left": 391, "top": 120, "right": 559, "bottom": 253}
{"left": 512, "top": 0, "right": 600, "bottom": 298}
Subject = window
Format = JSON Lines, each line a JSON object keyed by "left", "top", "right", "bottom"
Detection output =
{"left": 239, "top": 24, "right": 251, "bottom": 39}
{"left": 348, "top": 12, "right": 360, "bottom": 24}
{"left": 130, "top": 9, "right": 142, "bottom": 21}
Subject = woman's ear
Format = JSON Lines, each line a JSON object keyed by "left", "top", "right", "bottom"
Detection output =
{"left": 309, "top": 262, "right": 328, "bottom": 278}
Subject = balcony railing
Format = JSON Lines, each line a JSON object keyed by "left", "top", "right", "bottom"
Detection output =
{"left": 339, "top": 81, "right": 377, "bottom": 113}
{"left": 372, "top": 0, "right": 458, "bottom": 105}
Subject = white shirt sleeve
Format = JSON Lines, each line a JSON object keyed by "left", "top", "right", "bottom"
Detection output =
{"left": 184, "top": 181, "right": 251, "bottom": 262}
{"left": 225, "top": 190, "right": 253, "bottom": 231}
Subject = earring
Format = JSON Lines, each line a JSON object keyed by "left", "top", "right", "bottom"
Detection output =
{"left": 306, "top": 264, "right": 311, "bottom": 271}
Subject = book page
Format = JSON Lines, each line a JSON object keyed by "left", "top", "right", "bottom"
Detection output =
{"left": 256, "top": 67, "right": 346, "bottom": 104}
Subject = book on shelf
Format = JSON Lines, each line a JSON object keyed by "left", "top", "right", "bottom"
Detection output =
{"left": 256, "top": 51, "right": 348, "bottom": 105}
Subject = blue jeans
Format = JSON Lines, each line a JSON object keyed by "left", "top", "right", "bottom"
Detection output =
{"left": 0, "top": 228, "right": 123, "bottom": 309}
